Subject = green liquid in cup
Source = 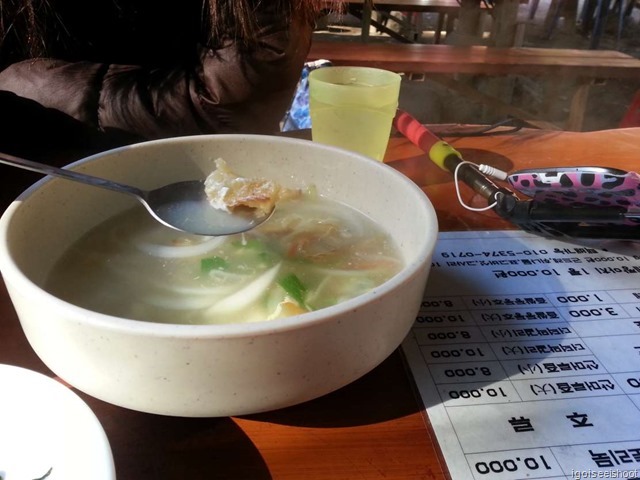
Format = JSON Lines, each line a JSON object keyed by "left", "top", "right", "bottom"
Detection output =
{"left": 309, "top": 67, "right": 401, "bottom": 161}
{"left": 309, "top": 100, "right": 397, "bottom": 161}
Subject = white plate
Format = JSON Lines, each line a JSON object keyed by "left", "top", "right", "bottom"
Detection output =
{"left": 0, "top": 364, "right": 115, "bottom": 480}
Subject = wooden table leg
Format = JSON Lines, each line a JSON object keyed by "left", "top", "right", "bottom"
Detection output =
{"left": 491, "top": 0, "right": 522, "bottom": 46}
{"left": 362, "top": 0, "right": 373, "bottom": 41}
{"left": 453, "top": 0, "right": 485, "bottom": 44}
{"left": 566, "top": 78, "right": 594, "bottom": 131}
{"left": 435, "top": 13, "right": 446, "bottom": 43}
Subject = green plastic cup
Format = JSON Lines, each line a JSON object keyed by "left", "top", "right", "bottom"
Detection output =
{"left": 308, "top": 66, "right": 402, "bottom": 161}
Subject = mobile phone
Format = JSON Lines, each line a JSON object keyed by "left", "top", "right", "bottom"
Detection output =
{"left": 507, "top": 166, "right": 640, "bottom": 210}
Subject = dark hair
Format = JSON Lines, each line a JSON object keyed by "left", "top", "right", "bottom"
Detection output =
{"left": 0, "top": 0, "right": 53, "bottom": 58}
{"left": 0, "top": 0, "right": 333, "bottom": 58}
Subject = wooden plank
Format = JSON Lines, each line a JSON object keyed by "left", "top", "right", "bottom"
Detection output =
{"left": 308, "top": 41, "right": 640, "bottom": 79}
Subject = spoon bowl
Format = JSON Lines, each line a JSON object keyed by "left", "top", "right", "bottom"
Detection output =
{"left": 0, "top": 152, "right": 271, "bottom": 236}
{"left": 142, "top": 179, "right": 273, "bottom": 236}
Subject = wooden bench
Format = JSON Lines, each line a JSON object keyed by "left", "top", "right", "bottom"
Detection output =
{"left": 307, "top": 40, "right": 640, "bottom": 130}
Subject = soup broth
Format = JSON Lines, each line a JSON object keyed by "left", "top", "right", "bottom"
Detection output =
{"left": 45, "top": 195, "right": 403, "bottom": 324}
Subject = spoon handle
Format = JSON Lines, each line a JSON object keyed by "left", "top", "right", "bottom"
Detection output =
{"left": 0, "top": 151, "right": 145, "bottom": 199}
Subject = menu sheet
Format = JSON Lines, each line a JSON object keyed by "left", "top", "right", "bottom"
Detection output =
{"left": 402, "top": 230, "right": 640, "bottom": 480}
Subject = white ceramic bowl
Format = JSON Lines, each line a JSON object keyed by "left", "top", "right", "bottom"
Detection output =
{"left": 0, "top": 135, "right": 438, "bottom": 417}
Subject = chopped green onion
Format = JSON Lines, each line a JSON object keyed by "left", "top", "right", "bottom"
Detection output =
{"left": 201, "top": 256, "right": 228, "bottom": 273}
{"left": 278, "top": 273, "right": 307, "bottom": 307}
{"left": 258, "top": 251, "right": 275, "bottom": 265}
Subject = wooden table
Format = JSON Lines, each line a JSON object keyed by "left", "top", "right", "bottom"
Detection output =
{"left": 329, "top": 0, "right": 522, "bottom": 47}
{"left": 2, "top": 126, "right": 640, "bottom": 479}
{"left": 340, "top": 0, "right": 480, "bottom": 44}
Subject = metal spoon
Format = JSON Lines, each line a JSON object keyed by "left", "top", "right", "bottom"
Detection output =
{"left": 0, "top": 152, "right": 273, "bottom": 236}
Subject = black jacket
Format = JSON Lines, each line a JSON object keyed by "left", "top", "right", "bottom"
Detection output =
{"left": 0, "top": 1, "right": 313, "bottom": 206}
{"left": 0, "top": 1, "right": 312, "bottom": 145}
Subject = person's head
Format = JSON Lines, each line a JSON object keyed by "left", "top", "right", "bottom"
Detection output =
{"left": 0, "top": 0, "right": 336, "bottom": 58}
